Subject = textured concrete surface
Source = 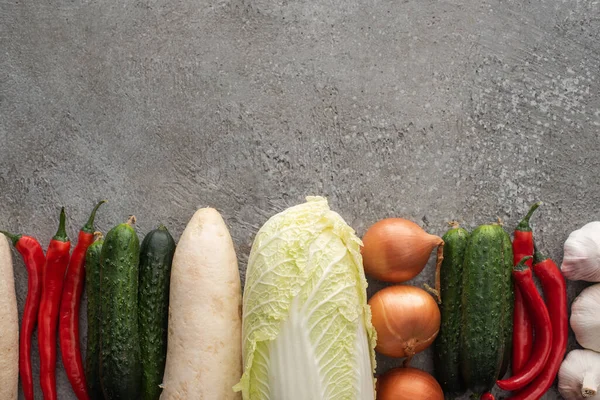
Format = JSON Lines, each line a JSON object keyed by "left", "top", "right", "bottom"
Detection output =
{"left": 1, "top": 0, "right": 599, "bottom": 398}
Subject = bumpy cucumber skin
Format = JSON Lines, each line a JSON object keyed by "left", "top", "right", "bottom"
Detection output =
{"left": 138, "top": 226, "right": 175, "bottom": 400}
{"left": 459, "top": 224, "right": 514, "bottom": 394}
{"left": 434, "top": 227, "right": 470, "bottom": 394}
{"left": 85, "top": 240, "right": 103, "bottom": 400}
{"left": 99, "top": 223, "right": 141, "bottom": 400}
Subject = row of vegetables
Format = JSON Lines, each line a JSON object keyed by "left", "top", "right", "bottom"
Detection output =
{"left": 360, "top": 202, "right": 600, "bottom": 400}
{"left": 0, "top": 196, "right": 598, "bottom": 400}
{"left": 1, "top": 201, "right": 244, "bottom": 400}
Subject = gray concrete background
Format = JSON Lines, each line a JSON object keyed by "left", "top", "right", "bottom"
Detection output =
{"left": 1, "top": 0, "right": 599, "bottom": 398}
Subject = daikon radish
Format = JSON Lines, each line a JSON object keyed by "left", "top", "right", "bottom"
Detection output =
{"left": 160, "top": 208, "right": 242, "bottom": 400}
{"left": 0, "top": 234, "right": 19, "bottom": 399}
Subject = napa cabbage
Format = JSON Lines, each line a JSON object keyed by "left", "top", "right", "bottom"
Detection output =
{"left": 234, "top": 196, "right": 376, "bottom": 400}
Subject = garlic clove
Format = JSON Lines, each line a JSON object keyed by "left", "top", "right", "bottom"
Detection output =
{"left": 570, "top": 284, "right": 600, "bottom": 352}
{"left": 561, "top": 226, "right": 600, "bottom": 282}
{"left": 559, "top": 350, "right": 600, "bottom": 400}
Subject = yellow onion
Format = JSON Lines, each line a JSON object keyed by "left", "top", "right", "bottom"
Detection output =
{"left": 369, "top": 285, "right": 440, "bottom": 360}
{"left": 361, "top": 218, "right": 444, "bottom": 295}
{"left": 376, "top": 367, "right": 444, "bottom": 400}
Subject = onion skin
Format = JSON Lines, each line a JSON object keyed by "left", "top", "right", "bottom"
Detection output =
{"left": 376, "top": 367, "right": 444, "bottom": 400}
{"left": 369, "top": 285, "right": 441, "bottom": 359}
{"left": 362, "top": 218, "right": 444, "bottom": 284}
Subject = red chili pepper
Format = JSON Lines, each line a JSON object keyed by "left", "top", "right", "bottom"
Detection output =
{"left": 1, "top": 231, "right": 45, "bottom": 400}
{"left": 508, "top": 248, "right": 568, "bottom": 400}
{"left": 511, "top": 202, "right": 540, "bottom": 374}
{"left": 496, "top": 256, "right": 552, "bottom": 392}
{"left": 480, "top": 393, "right": 495, "bottom": 400}
{"left": 59, "top": 201, "right": 105, "bottom": 400}
{"left": 39, "top": 207, "right": 71, "bottom": 400}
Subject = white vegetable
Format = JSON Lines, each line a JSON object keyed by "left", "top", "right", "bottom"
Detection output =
{"left": 234, "top": 196, "right": 376, "bottom": 400}
{"left": 160, "top": 208, "right": 242, "bottom": 400}
{"left": 0, "top": 235, "right": 18, "bottom": 400}
{"left": 559, "top": 349, "right": 600, "bottom": 400}
{"left": 570, "top": 283, "right": 600, "bottom": 352}
{"left": 561, "top": 222, "right": 600, "bottom": 282}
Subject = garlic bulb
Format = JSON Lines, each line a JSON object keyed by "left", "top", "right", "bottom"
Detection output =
{"left": 561, "top": 222, "right": 600, "bottom": 282}
{"left": 559, "top": 349, "right": 600, "bottom": 400}
{"left": 571, "top": 284, "right": 600, "bottom": 352}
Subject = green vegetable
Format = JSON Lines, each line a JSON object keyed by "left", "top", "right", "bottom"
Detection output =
{"left": 99, "top": 218, "right": 141, "bottom": 400}
{"left": 138, "top": 225, "right": 175, "bottom": 400}
{"left": 434, "top": 225, "right": 470, "bottom": 394}
{"left": 85, "top": 237, "right": 103, "bottom": 400}
{"left": 459, "top": 224, "right": 514, "bottom": 394}
{"left": 234, "top": 196, "right": 376, "bottom": 400}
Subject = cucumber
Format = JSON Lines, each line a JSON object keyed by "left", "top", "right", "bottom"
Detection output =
{"left": 138, "top": 225, "right": 175, "bottom": 400}
{"left": 434, "top": 226, "right": 470, "bottom": 394}
{"left": 85, "top": 237, "right": 104, "bottom": 400}
{"left": 99, "top": 219, "right": 141, "bottom": 399}
{"left": 459, "top": 224, "right": 514, "bottom": 394}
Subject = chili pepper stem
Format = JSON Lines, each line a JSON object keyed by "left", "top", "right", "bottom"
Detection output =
{"left": 514, "top": 256, "right": 532, "bottom": 271}
{"left": 127, "top": 215, "right": 137, "bottom": 226}
{"left": 53, "top": 207, "right": 69, "bottom": 242}
{"left": 533, "top": 245, "right": 549, "bottom": 264}
{"left": 82, "top": 201, "right": 107, "bottom": 234}
{"left": 0, "top": 230, "right": 22, "bottom": 246}
{"left": 93, "top": 232, "right": 103, "bottom": 241}
{"left": 516, "top": 202, "right": 542, "bottom": 231}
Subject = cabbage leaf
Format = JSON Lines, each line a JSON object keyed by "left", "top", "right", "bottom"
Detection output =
{"left": 234, "top": 196, "right": 376, "bottom": 400}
